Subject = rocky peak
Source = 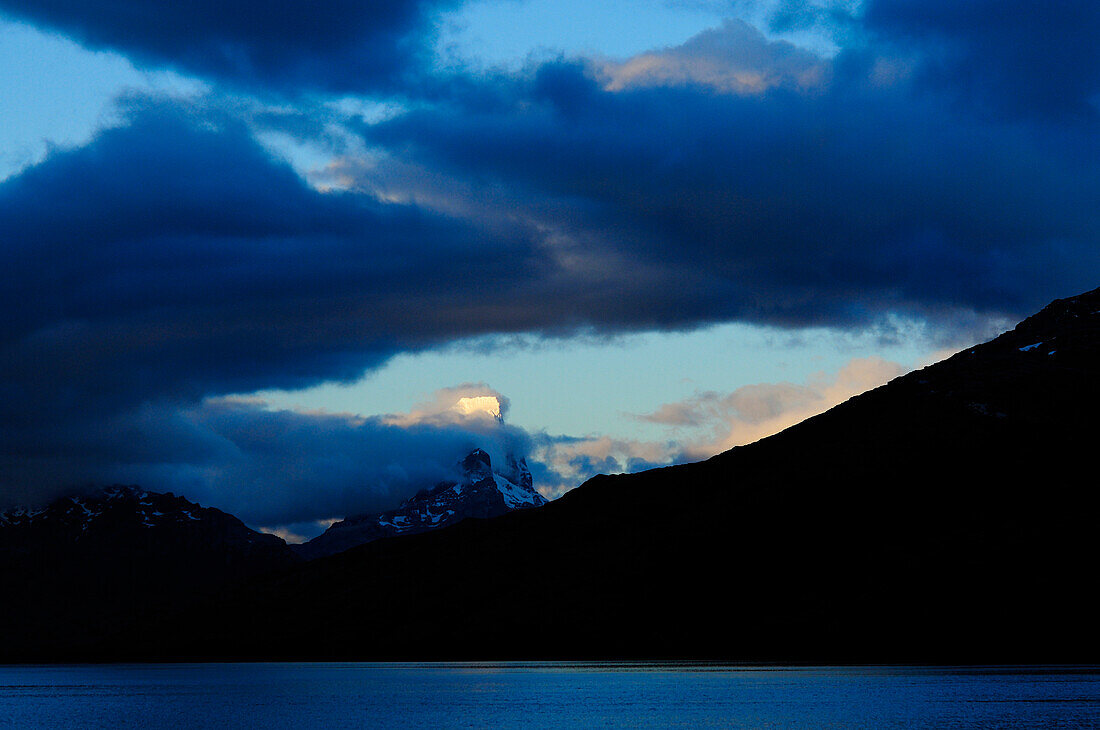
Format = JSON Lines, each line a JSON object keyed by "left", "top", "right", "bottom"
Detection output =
{"left": 502, "top": 453, "right": 535, "bottom": 491}
{"left": 461, "top": 448, "right": 494, "bottom": 479}
{"left": 295, "top": 447, "right": 546, "bottom": 560}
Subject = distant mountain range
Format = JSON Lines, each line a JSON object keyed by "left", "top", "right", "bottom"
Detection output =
{"left": 0, "top": 449, "right": 545, "bottom": 659}
{"left": 0, "top": 486, "right": 295, "bottom": 658}
{"left": 4, "top": 287, "right": 1100, "bottom": 661}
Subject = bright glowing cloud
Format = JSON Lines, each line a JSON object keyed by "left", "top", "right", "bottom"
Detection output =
{"left": 453, "top": 395, "right": 503, "bottom": 420}
{"left": 382, "top": 383, "right": 511, "bottom": 427}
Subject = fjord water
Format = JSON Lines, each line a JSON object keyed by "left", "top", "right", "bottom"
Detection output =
{"left": 1, "top": 663, "right": 1096, "bottom": 728}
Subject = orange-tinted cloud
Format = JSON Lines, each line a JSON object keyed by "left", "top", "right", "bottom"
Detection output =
{"left": 597, "top": 19, "right": 830, "bottom": 94}
{"left": 639, "top": 356, "right": 906, "bottom": 457}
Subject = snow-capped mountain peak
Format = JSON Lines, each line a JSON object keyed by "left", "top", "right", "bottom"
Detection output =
{"left": 295, "top": 448, "right": 547, "bottom": 560}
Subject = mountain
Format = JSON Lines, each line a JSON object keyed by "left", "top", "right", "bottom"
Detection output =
{"left": 296, "top": 448, "right": 545, "bottom": 560}
{"left": 6, "top": 286, "right": 1100, "bottom": 662}
{"left": 0, "top": 486, "right": 296, "bottom": 658}
{"left": 106, "top": 286, "right": 1100, "bottom": 662}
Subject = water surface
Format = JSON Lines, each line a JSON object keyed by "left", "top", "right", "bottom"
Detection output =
{"left": 1, "top": 662, "right": 1097, "bottom": 728}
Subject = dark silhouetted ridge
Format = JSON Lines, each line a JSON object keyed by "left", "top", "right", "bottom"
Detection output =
{"left": 6, "top": 287, "right": 1100, "bottom": 662}
{"left": 0, "top": 486, "right": 296, "bottom": 658}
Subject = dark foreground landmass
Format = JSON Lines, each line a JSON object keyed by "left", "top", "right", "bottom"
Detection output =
{"left": 4, "top": 288, "right": 1100, "bottom": 662}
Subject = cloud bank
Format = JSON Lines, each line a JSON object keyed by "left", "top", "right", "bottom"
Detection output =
{"left": 360, "top": 28, "right": 1100, "bottom": 331}
{"left": 864, "top": 0, "right": 1100, "bottom": 120}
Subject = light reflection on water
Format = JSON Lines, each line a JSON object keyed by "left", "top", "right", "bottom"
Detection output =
{"left": 0, "top": 662, "right": 1097, "bottom": 728}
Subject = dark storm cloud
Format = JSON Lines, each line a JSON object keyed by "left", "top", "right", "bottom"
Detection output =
{"left": 0, "top": 0, "right": 459, "bottom": 94}
{"left": 864, "top": 0, "right": 1100, "bottom": 120}
{"left": 361, "top": 29, "right": 1100, "bottom": 328}
{"left": 0, "top": 100, "right": 554, "bottom": 512}
{"left": 0, "top": 101, "right": 541, "bottom": 416}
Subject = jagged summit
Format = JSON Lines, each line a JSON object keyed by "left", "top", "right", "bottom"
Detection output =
{"left": 295, "top": 447, "right": 546, "bottom": 560}
{"left": 461, "top": 448, "right": 493, "bottom": 475}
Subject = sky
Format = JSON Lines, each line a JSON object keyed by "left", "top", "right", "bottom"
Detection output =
{"left": 1, "top": 0, "right": 1097, "bottom": 538}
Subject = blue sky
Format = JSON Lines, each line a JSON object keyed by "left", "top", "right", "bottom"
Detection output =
{"left": 437, "top": 0, "right": 849, "bottom": 68}
{"left": 441, "top": 0, "right": 756, "bottom": 65}
{"left": 257, "top": 322, "right": 932, "bottom": 440}
{"left": 0, "top": 22, "right": 200, "bottom": 180}
{"left": 1, "top": 0, "right": 1094, "bottom": 533}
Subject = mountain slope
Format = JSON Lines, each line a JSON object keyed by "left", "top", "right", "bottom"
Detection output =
{"left": 18, "top": 287, "right": 1100, "bottom": 661}
{"left": 111, "top": 286, "right": 1100, "bottom": 662}
{"left": 296, "top": 449, "right": 545, "bottom": 560}
{"left": 0, "top": 486, "right": 296, "bottom": 658}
